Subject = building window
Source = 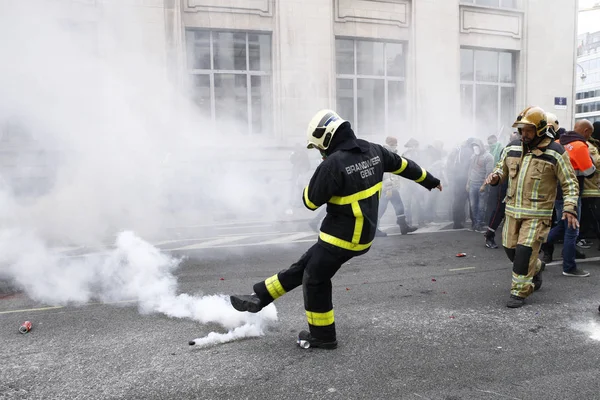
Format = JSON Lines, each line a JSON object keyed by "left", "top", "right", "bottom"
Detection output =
{"left": 460, "top": 48, "right": 516, "bottom": 135}
{"left": 461, "top": 0, "right": 518, "bottom": 8}
{"left": 185, "top": 30, "right": 272, "bottom": 135}
{"left": 576, "top": 100, "right": 600, "bottom": 115}
{"left": 335, "top": 38, "right": 406, "bottom": 136}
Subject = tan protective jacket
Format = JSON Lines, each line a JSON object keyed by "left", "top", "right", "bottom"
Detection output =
{"left": 493, "top": 138, "right": 579, "bottom": 219}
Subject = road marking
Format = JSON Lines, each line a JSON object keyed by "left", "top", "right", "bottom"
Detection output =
{"left": 546, "top": 256, "right": 600, "bottom": 266}
{"left": 258, "top": 232, "right": 316, "bottom": 245}
{"left": 166, "top": 219, "right": 265, "bottom": 229}
{"left": 171, "top": 235, "right": 251, "bottom": 250}
{"left": 44, "top": 222, "right": 468, "bottom": 254}
{"left": 448, "top": 267, "right": 476, "bottom": 271}
{"left": 218, "top": 231, "right": 281, "bottom": 237}
{"left": 216, "top": 224, "right": 273, "bottom": 230}
{"left": 387, "top": 227, "right": 467, "bottom": 236}
{"left": 0, "top": 300, "right": 137, "bottom": 315}
{"left": 0, "top": 305, "right": 64, "bottom": 315}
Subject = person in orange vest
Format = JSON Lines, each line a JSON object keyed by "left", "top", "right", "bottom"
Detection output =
{"left": 540, "top": 119, "right": 595, "bottom": 278}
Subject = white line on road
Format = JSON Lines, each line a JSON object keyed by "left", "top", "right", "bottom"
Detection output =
{"left": 171, "top": 236, "right": 251, "bottom": 250}
{"left": 546, "top": 256, "right": 600, "bottom": 266}
{"left": 258, "top": 232, "right": 316, "bottom": 245}
{"left": 216, "top": 224, "right": 273, "bottom": 230}
{"left": 448, "top": 267, "right": 476, "bottom": 271}
{"left": 169, "top": 237, "right": 317, "bottom": 251}
{"left": 0, "top": 300, "right": 137, "bottom": 315}
{"left": 387, "top": 227, "right": 467, "bottom": 236}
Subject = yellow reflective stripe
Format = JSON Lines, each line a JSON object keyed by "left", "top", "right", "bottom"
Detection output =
{"left": 505, "top": 205, "right": 553, "bottom": 217}
{"left": 511, "top": 273, "right": 533, "bottom": 297}
{"left": 306, "top": 310, "right": 334, "bottom": 326}
{"left": 392, "top": 157, "right": 408, "bottom": 174}
{"left": 351, "top": 202, "right": 363, "bottom": 244}
{"left": 303, "top": 186, "right": 318, "bottom": 210}
{"left": 512, "top": 274, "right": 531, "bottom": 284}
{"left": 523, "top": 219, "right": 538, "bottom": 247}
{"left": 319, "top": 232, "right": 372, "bottom": 251}
{"left": 415, "top": 167, "right": 427, "bottom": 183}
{"left": 515, "top": 155, "right": 531, "bottom": 209}
{"left": 531, "top": 179, "right": 540, "bottom": 210}
{"left": 329, "top": 183, "right": 382, "bottom": 205}
{"left": 502, "top": 216, "right": 511, "bottom": 247}
{"left": 265, "top": 274, "right": 286, "bottom": 300}
{"left": 582, "top": 190, "right": 600, "bottom": 197}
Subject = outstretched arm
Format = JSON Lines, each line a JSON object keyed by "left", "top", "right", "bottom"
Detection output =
{"left": 380, "top": 146, "right": 441, "bottom": 191}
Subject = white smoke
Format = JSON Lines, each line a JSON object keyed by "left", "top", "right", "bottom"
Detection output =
{"left": 0, "top": 230, "right": 278, "bottom": 346}
{"left": 0, "top": 0, "right": 281, "bottom": 346}
{"left": 576, "top": 320, "right": 600, "bottom": 341}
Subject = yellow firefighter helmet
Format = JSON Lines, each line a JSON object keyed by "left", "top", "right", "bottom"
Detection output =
{"left": 306, "top": 110, "right": 346, "bottom": 150}
{"left": 512, "top": 106, "right": 548, "bottom": 137}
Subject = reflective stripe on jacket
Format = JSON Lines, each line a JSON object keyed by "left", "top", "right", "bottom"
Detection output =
{"left": 303, "top": 140, "right": 439, "bottom": 252}
{"left": 492, "top": 138, "right": 579, "bottom": 219}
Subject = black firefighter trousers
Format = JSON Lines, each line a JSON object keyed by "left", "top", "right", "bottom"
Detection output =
{"left": 252, "top": 243, "right": 355, "bottom": 341}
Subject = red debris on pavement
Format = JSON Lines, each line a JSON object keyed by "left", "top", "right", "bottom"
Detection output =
{"left": 456, "top": 253, "right": 467, "bottom": 257}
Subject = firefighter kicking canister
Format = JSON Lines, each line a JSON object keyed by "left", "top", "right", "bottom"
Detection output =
{"left": 230, "top": 109, "right": 442, "bottom": 349}
{"left": 485, "top": 106, "right": 579, "bottom": 308}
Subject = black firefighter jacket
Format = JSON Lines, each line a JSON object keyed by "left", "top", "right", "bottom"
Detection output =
{"left": 302, "top": 126, "right": 440, "bottom": 254}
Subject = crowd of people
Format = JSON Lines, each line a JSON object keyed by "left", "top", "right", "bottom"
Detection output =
{"left": 244, "top": 107, "right": 600, "bottom": 350}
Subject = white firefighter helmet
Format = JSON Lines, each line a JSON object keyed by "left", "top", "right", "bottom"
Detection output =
{"left": 545, "top": 112, "right": 559, "bottom": 136}
{"left": 306, "top": 109, "right": 346, "bottom": 150}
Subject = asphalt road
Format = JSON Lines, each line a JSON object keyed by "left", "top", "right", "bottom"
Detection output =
{"left": 2, "top": 224, "right": 600, "bottom": 400}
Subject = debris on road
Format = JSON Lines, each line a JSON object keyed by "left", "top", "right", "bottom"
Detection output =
{"left": 456, "top": 253, "right": 467, "bottom": 257}
{"left": 19, "top": 321, "right": 32, "bottom": 334}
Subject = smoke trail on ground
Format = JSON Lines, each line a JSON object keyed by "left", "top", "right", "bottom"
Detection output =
{"left": 0, "top": 230, "right": 277, "bottom": 344}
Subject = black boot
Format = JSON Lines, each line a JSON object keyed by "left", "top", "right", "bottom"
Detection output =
{"left": 485, "top": 230, "right": 498, "bottom": 249}
{"left": 540, "top": 242, "right": 554, "bottom": 264}
{"left": 507, "top": 294, "right": 525, "bottom": 308}
{"left": 297, "top": 330, "right": 338, "bottom": 350}
{"left": 230, "top": 294, "right": 263, "bottom": 313}
{"left": 533, "top": 262, "right": 545, "bottom": 291}
{"left": 397, "top": 215, "right": 417, "bottom": 235}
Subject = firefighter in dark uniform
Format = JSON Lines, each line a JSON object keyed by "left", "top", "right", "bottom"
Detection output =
{"left": 230, "top": 110, "right": 442, "bottom": 349}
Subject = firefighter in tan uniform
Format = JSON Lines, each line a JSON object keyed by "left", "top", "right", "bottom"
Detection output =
{"left": 485, "top": 106, "right": 579, "bottom": 308}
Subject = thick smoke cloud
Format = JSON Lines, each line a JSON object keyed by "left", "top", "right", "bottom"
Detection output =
{"left": 0, "top": 0, "right": 280, "bottom": 345}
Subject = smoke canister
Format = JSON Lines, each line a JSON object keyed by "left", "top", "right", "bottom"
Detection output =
{"left": 19, "top": 321, "right": 32, "bottom": 334}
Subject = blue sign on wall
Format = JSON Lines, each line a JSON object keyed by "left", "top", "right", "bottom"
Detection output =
{"left": 554, "top": 97, "right": 567, "bottom": 109}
